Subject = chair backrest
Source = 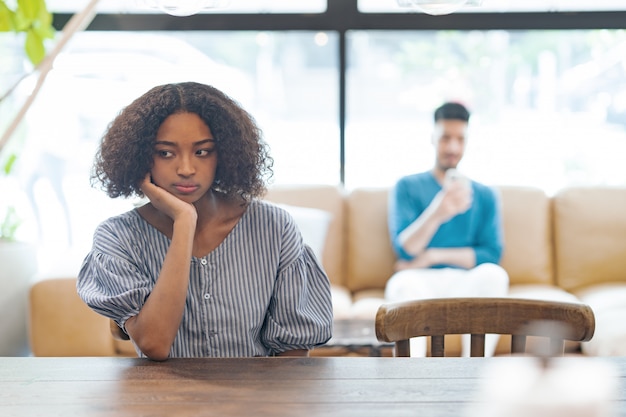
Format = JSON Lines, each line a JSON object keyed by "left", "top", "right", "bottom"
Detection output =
{"left": 375, "top": 297, "right": 595, "bottom": 357}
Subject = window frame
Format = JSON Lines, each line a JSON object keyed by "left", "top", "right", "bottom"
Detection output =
{"left": 51, "top": 0, "right": 626, "bottom": 183}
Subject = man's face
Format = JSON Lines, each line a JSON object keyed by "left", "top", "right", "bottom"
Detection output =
{"left": 432, "top": 119, "right": 468, "bottom": 171}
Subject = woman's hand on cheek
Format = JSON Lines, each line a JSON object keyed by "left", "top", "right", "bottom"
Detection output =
{"left": 140, "top": 174, "right": 197, "bottom": 222}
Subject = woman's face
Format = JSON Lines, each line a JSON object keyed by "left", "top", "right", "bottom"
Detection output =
{"left": 150, "top": 112, "right": 218, "bottom": 204}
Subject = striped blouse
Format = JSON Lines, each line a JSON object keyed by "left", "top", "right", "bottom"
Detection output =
{"left": 77, "top": 199, "right": 333, "bottom": 358}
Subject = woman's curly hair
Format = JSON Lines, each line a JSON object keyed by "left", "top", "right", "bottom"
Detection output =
{"left": 92, "top": 82, "right": 273, "bottom": 201}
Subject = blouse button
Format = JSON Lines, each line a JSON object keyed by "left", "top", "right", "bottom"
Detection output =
{"left": 204, "top": 293, "right": 211, "bottom": 300}
{"left": 201, "top": 259, "right": 208, "bottom": 265}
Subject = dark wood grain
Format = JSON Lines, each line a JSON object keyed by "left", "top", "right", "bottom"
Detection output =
{"left": 376, "top": 297, "right": 596, "bottom": 357}
{"left": 0, "top": 357, "right": 624, "bottom": 417}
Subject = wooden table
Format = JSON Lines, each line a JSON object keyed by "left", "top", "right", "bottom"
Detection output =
{"left": 1, "top": 356, "right": 624, "bottom": 417}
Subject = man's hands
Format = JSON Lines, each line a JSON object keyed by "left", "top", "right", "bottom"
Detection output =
{"left": 394, "top": 247, "right": 476, "bottom": 271}
{"left": 431, "top": 171, "right": 472, "bottom": 223}
{"left": 396, "top": 170, "right": 475, "bottom": 269}
{"left": 395, "top": 250, "right": 434, "bottom": 270}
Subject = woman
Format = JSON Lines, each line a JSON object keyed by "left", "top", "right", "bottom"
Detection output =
{"left": 77, "top": 82, "right": 333, "bottom": 360}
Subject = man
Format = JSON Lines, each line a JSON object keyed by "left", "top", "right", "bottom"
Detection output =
{"left": 386, "top": 102, "right": 509, "bottom": 356}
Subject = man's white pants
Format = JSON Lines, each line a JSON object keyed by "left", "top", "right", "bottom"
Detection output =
{"left": 384, "top": 263, "right": 509, "bottom": 357}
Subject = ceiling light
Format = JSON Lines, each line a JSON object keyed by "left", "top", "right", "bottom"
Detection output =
{"left": 397, "top": 0, "right": 482, "bottom": 16}
{"left": 138, "top": 0, "right": 230, "bottom": 17}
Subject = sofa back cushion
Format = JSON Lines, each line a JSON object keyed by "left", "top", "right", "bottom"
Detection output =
{"left": 553, "top": 187, "right": 626, "bottom": 291}
{"left": 345, "top": 188, "right": 396, "bottom": 292}
{"left": 265, "top": 184, "right": 557, "bottom": 293}
{"left": 497, "top": 186, "right": 555, "bottom": 286}
{"left": 345, "top": 185, "right": 555, "bottom": 292}
{"left": 29, "top": 277, "right": 117, "bottom": 356}
{"left": 263, "top": 185, "right": 345, "bottom": 287}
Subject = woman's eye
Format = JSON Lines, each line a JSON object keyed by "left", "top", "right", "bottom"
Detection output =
{"left": 156, "top": 150, "right": 173, "bottom": 158}
{"left": 197, "top": 149, "right": 215, "bottom": 157}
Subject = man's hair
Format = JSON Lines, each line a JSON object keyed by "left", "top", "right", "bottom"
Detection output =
{"left": 434, "top": 102, "right": 470, "bottom": 123}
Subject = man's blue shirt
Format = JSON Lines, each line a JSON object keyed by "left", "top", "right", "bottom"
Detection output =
{"left": 388, "top": 171, "right": 504, "bottom": 268}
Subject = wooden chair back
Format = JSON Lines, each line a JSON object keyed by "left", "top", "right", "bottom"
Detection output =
{"left": 375, "top": 297, "right": 595, "bottom": 357}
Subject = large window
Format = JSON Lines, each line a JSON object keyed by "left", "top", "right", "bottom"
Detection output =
{"left": 359, "top": 0, "right": 626, "bottom": 12}
{"left": 345, "top": 29, "right": 626, "bottom": 191}
{"left": 2, "top": 2, "right": 626, "bottom": 277}
{"left": 48, "top": 0, "right": 327, "bottom": 13}
{"left": 1, "top": 30, "right": 338, "bottom": 276}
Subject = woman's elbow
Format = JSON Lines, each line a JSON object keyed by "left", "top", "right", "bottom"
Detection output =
{"left": 141, "top": 345, "right": 171, "bottom": 361}
{"left": 147, "top": 354, "right": 170, "bottom": 362}
{"left": 126, "top": 318, "right": 174, "bottom": 361}
{"left": 135, "top": 337, "right": 172, "bottom": 361}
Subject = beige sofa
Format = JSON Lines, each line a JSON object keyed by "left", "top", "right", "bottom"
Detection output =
{"left": 28, "top": 185, "right": 626, "bottom": 356}
{"left": 264, "top": 184, "right": 626, "bottom": 356}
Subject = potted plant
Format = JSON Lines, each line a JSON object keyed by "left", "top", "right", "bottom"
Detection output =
{"left": 0, "top": 0, "right": 55, "bottom": 356}
{"left": 0, "top": 0, "right": 55, "bottom": 66}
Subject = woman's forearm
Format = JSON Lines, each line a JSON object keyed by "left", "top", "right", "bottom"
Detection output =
{"left": 125, "top": 215, "right": 196, "bottom": 360}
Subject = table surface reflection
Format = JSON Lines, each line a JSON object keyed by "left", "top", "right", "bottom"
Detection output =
{"left": 0, "top": 356, "right": 624, "bottom": 417}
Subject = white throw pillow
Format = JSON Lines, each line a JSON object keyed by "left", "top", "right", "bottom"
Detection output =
{"left": 276, "top": 204, "right": 332, "bottom": 262}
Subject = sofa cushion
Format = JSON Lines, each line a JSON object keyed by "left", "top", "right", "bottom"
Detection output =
{"left": 575, "top": 283, "right": 626, "bottom": 356}
{"left": 497, "top": 186, "right": 554, "bottom": 286}
{"left": 275, "top": 203, "right": 332, "bottom": 262}
{"left": 345, "top": 185, "right": 554, "bottom": 292}
{"left": 29, "top": 278, "right": 117, "bottom": 356}
{"left": 507, "top": 284, "right": 581, "bottom": 303}
{"left": 345, "top": 188, "right": 396, "bottom": 292}
{"left": 581, "top": 308, "right": 626, "bottom": 356}
{"left": 330, "top": 285, "right": 353, "bottom": 320}
{"left": 350, "top": 289, "right": 386, "bottom": 320}
{"left": 264, "top": 185, "right": 345, "bottom": 287}
{"left": 553, "top": 187, "right": 626, "bottom": 292}
{"left": 575, "top": 283, "right": 626, "bottom": 312}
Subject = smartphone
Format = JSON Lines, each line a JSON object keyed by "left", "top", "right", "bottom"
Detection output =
{"left": 444, "top": 169, "right": 470, "bottom": 189}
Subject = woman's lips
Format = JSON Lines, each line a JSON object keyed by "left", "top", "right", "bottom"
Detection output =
{"left": 174, "top": 184, "right": 199, "bottom": 194}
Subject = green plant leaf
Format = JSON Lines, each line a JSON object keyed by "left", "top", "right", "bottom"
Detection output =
{"left": 33, "top": 2, "right": 54, "bottom": 39}
{"left": 12, "top": 5, "right": 30, "bottom": 32}
{"left": 17, "top": 0, "right": 39, "bottom": 20}
{"left": 0, "top": 2, "right": 15, "bottom": 32}
{"left": 2, "top": 0, "right": 54, "bottom": 65}
{"left": 0, "top": 206, "right": 22, "bottom": 241}
{"left": 25, "top": 27, "right": 45, "bottom": 65}
{"left": 3, "top": 153, "right": 17, "bottom": 175}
